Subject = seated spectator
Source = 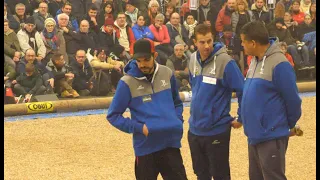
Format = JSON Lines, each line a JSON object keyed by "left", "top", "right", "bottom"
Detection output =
{"left": 297, "top": 14, "right": 316, "bottom": 40}
{"left": 90, "top": 48, "right": 123, "bottom": 95}
{"left": 149, "top": 13, "right": 173, "bottom": 65}
{"left": 309, "top": 2, "right": 316, "bottom": 26}
{"left": 32, "top": 2, "right": 53, "bottom": 32}
{"left": 97, "top": 2, "right": 115, "bottom": 27}
{"left": 41, "top": 18, "right": 66, "bottom": 66}
{"left": 215, "top": 0, "right": 236, "bottom": 33}
{"left": 125, "top": 2, "right": 140, "bottom": 27}
{"left": 55, "top": 2, "right": 79, "bottom": 32}
{"left": 166, "top": 12, "right": 191, "bottom": 58}
{"left": 12, "top": 3, "right": 30, "bottom": 32}
{"left": 274, "top": 0, "right": 291, "bottom": 18}
{"left": 251, "top": 0, "right": 271, "bottom": 25}
{"left": 57, "top": 13, "right": 81, "bottom": 62}
{"left": 113, "top": 12, "right": 136, "bottom": 58}
{"left": 98, "top": 18, "right": 120, "bottom": 55}
{"left": 166, "top": 44, "right": 190, "bottom": 91}
{"left": 302, "top": 31, "right": 316, "bottom": 66}
{"left": 17, "top": 49, "right": 54, "bottom": 93}
{"left": 4, "top": 19, "right": 22, "bottom": 69}
{"left": 107, "top": 45, "right": 125, "bottom": 89}
{"left": 4, "top": 60, "right": 17, "bottom": 88}
{"left": 217, "top": 25, "right": 240, "bottom": 66}
{"left": 132, "top": 15, "right": 154, "bottom": 40}
{"left": 7, "top": 0, "right": 33, "bottom": 17}
{"left": 78, "top": 20, "right": 99, "bottom": 53}
{"left": 17, "top": 16, "right": 46, "bottom": 64}
{"left": 300, "top": 0, "right": 312, "bottom": 14}
{"left": 69, "top": 50, "right": 93, "bottom": 96}
{"left": 46, "top": 53, "right": 80, "bottom": 98}
{"left": 48, "top": 0, "right": 64, "bottom": 17}
{"left": 164, "top": 2, "right": 176, "bottom": 24}
{"left": 4, "top": 3, "right": 20, "bottom": 32}
{"left": 83, "top": 4, "right": 100, "bottom": 33}
{"left": 231, "top": 0, "right": 255, "bottom": 37}
{"left": 183, "top": 13, "right": 198, "bottom": 40}
{"left": 279, "top": 42, "right": 295, "bottom": 67}
{"left": 283, "top": 12, "right": 300, "bottom": 40}
{"left": 147, "top": 0, "right": 160, "bottom": 26}
{"left": 12, "top": 62, "right": 46, "bottom": 102}
{"left": 291, "top": 0, "right": 305, "bottom": 25}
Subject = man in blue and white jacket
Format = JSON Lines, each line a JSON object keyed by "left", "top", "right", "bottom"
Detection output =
{"left": 240, "top": 21, "right": 302, "bottom": 180}
{"left": 107, "top": 39, "right": 187, "bottom": 180}
{"left": 188, "top": 24, "right": 244, "bottom": 180}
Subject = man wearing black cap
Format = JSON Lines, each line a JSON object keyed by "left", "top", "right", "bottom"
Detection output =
{"left": 107, "top": 39, "right": 188, "bottom": 180}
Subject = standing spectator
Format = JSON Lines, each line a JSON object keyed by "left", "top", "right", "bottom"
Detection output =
{"left": 69, "top": 50, "right": 93, "bottom": 96}
{"left": 188, "top": 24, "right": 243, "bottom": 180}
{"left": 149, "top": 13, "right": 173, "bottom": 65}
{"left": 4, "top": 3, "right": 20, "bottom": 32}
{"left": 291, "top": 0, "right": 305, "bottom": 25}
{"left": 164, "top": 2, "right": 176, "bottom": 24}
{"left": 83, "top": 4, "right": 100, "bottom": 33}
{"left": 113, "top": 12, "right": 136, "bottom": 57}
{"left": 297, "top": 14, "right": 316, "bottom": 40}
{"left": 166, "top": 12, "right": 191, "bottom": 58}
{"left": 46, "top": 53, "right": 80, "bottom": 98}
{"left": 48, "top": 0, "right": 64, "bottom": 17}
{"left": 17, "top": 16, "right": 46, "bottom": 64}
{"left": 215, "top": 0, "right": 236, "bottom": 33}
{"left": 40, "top": 18, "right": 65, "bottom": 66}
{"left": 300, "top": 0, "right": 312, "bottom": 14}
{"left": 107, "top": 39, "right": 188, "bottom": 180}
{"left": 231, "top": 0, "right": 255, "bottom": 36}
{"left": 147, "top": 0, "right": 160, "bottom": 26}
{"left": 12, "top": 62, "right": 46, "bottom": 102}
{"left": 98, "top": 18, "right": 119, "bottom": 55}
{"left": 192, "top": 0, "right": 219, "bottom": 36}
{"left": 12, "top": 3, "right": 30, "bottom": 32}
{"left": 132, "top": 15, "right": 154, "bottom": 40}
{"left": 68, "top": 0, "right": 86, "bottom": 22}
{"left": 97, "top": 2, "right": 115, "bottom": 27}
{"left": 55, "top": 2, "right": 80, "bottom": 32}
{"left": 283, "top": 12, "right": 299, "bottom": 41}
{"left": 275, "top": 0, "right": 292, "bottom": 18}
{"left": 166, "top": 44, "right": 190, "bottom": 91}
{"left": 251, "top": 0, "right": 271, "bottom": 25}
{"left": 279, "top": 41, "right": 295, "bottom": 67}
{"left": 309, "top": 2, "right": 316, "bottom": 25}
{"left": 7, "top": 0, "right": 32, "bottom": 17}
{"left": 240, "top": 20, "right": 301, "bottom": 180}
{"left": 57, "top": 13, "right": 81, "bottom": 62}
{"left": 32, "top": 2, "right": 53, "bottom": 32}
{"left": 78, "top": 20, "right": 99, "bottom": 53}
{"left": 4, "top": 19, "right": 22, "bottom": 69}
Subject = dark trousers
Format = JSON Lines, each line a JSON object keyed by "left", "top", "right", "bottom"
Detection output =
{"left": 248, "top": 136, "right": 289, "bottom": 180}
{"left": 188, "top": 129, "right": 231, "bottom": 180}
{"left": 135, "top": 147, "right": 188, "bottom": 180}
{"left": 13, "top": 84, "right": 46, "bottom": 96}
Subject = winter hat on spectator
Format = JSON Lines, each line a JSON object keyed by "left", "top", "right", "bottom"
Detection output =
{"left": 44, "top": 18, "right": 56, "bottom": 27}
{"left": 275, "top": 17, "right": 285, "bottom": 25}
{"left": 104, "top": 18, "right": 114, "bottom": 26}
{"left": 25, "top": 16, "right": 35, "bottom": 25}
{"left": 111, "top": 45, "right": 125, "bottom": 58}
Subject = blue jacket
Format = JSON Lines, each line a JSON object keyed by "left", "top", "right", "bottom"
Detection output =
{"left": 188, "top": 42, "right": 244, "bottom": 136}
{"left": 241, "top": 38, "right": 302, "bottom": 145}
{"left": 107, "top": 60, "right": 184, "bottom": 156}
{"left": 132, "top": 24, "right": 154, "bottom": 40}
{"left": 17, "top": 58, "right": 54, "bottom": 78}
{"left": 55, "top": 9, "right": 79, "bottom": 32}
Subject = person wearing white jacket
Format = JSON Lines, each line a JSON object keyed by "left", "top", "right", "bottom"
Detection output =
{"left": 17, "top": 16, "right": 46, "bottom": 64}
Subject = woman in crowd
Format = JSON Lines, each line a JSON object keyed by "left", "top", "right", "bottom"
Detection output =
{"left": 132, "top": 15, "right": 154, "bottom": 40}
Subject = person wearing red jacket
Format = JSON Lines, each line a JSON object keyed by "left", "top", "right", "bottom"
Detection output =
{"left": 279, "top": 42, "right": 295, "bottom": 67}
{"left": 113, "top": 12, "right": 136, "bottom": 58}
{"left": 215, "top": 0, "right": 236, "bottom": 34}
{"left": 291, "top": 0, "right": 305, "bottom": 25}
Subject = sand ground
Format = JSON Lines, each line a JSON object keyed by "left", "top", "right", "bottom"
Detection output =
{"left": 4, "top": 97, "right": 316, "bottom": 180}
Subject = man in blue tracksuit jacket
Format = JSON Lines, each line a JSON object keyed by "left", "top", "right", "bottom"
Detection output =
{"left": 240, "top": 21, "right": 302, "bottom": 180}
{"left": 107, "top": 39, "right": 187, "bottom": 180}
{"left": 188, "top": 24, "right": 244, "bottom": 180}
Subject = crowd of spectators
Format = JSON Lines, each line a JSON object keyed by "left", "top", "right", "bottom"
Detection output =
{"left": 4, "top": 0, "right": 316, "bottom": 103}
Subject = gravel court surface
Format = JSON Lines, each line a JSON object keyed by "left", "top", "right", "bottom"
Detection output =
{"left": 4, "top": 96, "right": 316, "bottom": 180}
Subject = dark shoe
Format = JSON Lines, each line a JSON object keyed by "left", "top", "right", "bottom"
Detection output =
{"left": 79, "top": 89, "right": 90, "bottom": 96}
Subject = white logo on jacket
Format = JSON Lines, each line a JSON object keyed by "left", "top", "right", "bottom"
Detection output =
{"left": 161, "top": 80, "right": 168, "bottom": 87}
{"left": 137, "top": 85, "right": 144, "bottom": 90}
{"left": 209, "top": 68, "right": 215, "bottom": 75}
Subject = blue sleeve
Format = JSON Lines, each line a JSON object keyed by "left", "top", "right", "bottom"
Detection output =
{"left": 223, "top": 60, "right": 244, "bottom": 122}
{"left": 107, "top": 80, "right": 144, "bottom": 134}
{"left": 273, "top": 62, "right": 302, "bottom": 129}
{"left": 170, "top": 73, "right": 184, "bottom": 122}
{"left": 132, "top": 27, "right": 140, "bottom": 40}
{"left": 72, "top": 19, "right": 79, "bottom": 32}
{"left": 145, "top": 27, "right": 154, "bottom": 40}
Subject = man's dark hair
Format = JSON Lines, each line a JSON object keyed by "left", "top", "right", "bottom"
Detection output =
{"left": 88, "top": 3, "right": 98, "bottom": 11}
{"left": 117, "top": 12, "right": 126, "bottom": 18}
{"left": 25, "top": 62, "right": 35, "bottom": 73}
{"left": 52, "top": 53, "right": 63, "bottom": 62}
{"left": 194, "top": 24, "right": 212, "bottom": 39}
{"left": 63, "top": 2, "right": 72, "bottom": 8}
{"left": 240, "top": 21, "right": 269, "bottom": 45}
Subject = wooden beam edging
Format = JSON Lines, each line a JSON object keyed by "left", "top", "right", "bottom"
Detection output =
{"left": 4, "top": 81, "right": 316, "bottom": 117}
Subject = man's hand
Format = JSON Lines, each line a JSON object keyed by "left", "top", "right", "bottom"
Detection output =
{"left": 190, "top": 45, "right": 195, "bottom": 51}
{"left": 231, "top": 118, "right": 242, "bottom": 129}
{"left": 114, "top": 64, "right": 121, "bottom": 72}
{"left": 61, "top": 27, "right": 69, "bottom": 33}
{"left": 204, "top": 20, "right": 211, "bottom": 26}
{"left": 65, "top": 73, "right": 74, "bottom": 79}
{"left": 12, "top": 80, "right": 17, "bottom": 84}
{"left": 143, "top": 124, "right": 149, "bottom": 136}
{"left": 174, "top": 71, "right": 181, "bottom": 78}
{"left": 35, "top": 56, "right": 43, "bottom": 62}
{"left": 289, "top": 125, "right": 303, "bottom": 137}
{"left": 91, "top": 17, "right": 97, "bottom": 25}
{"left": 154, "top": 42, "right": 161, "bottom": 46}
{"left": 48, "top": 78, "right": 54, "bottom": 88}
{"left": 4, "top": 76, "right": 9, "bottom": 81}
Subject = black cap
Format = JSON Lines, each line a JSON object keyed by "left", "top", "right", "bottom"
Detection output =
{"left": 275, "top": 17, "right": 285, "bottom": 26}
{"left": 25, "top": 16, "right": 35, "bottom": 25}
{"left": 133, "top": 39, "right": 153, "bottom": 59}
